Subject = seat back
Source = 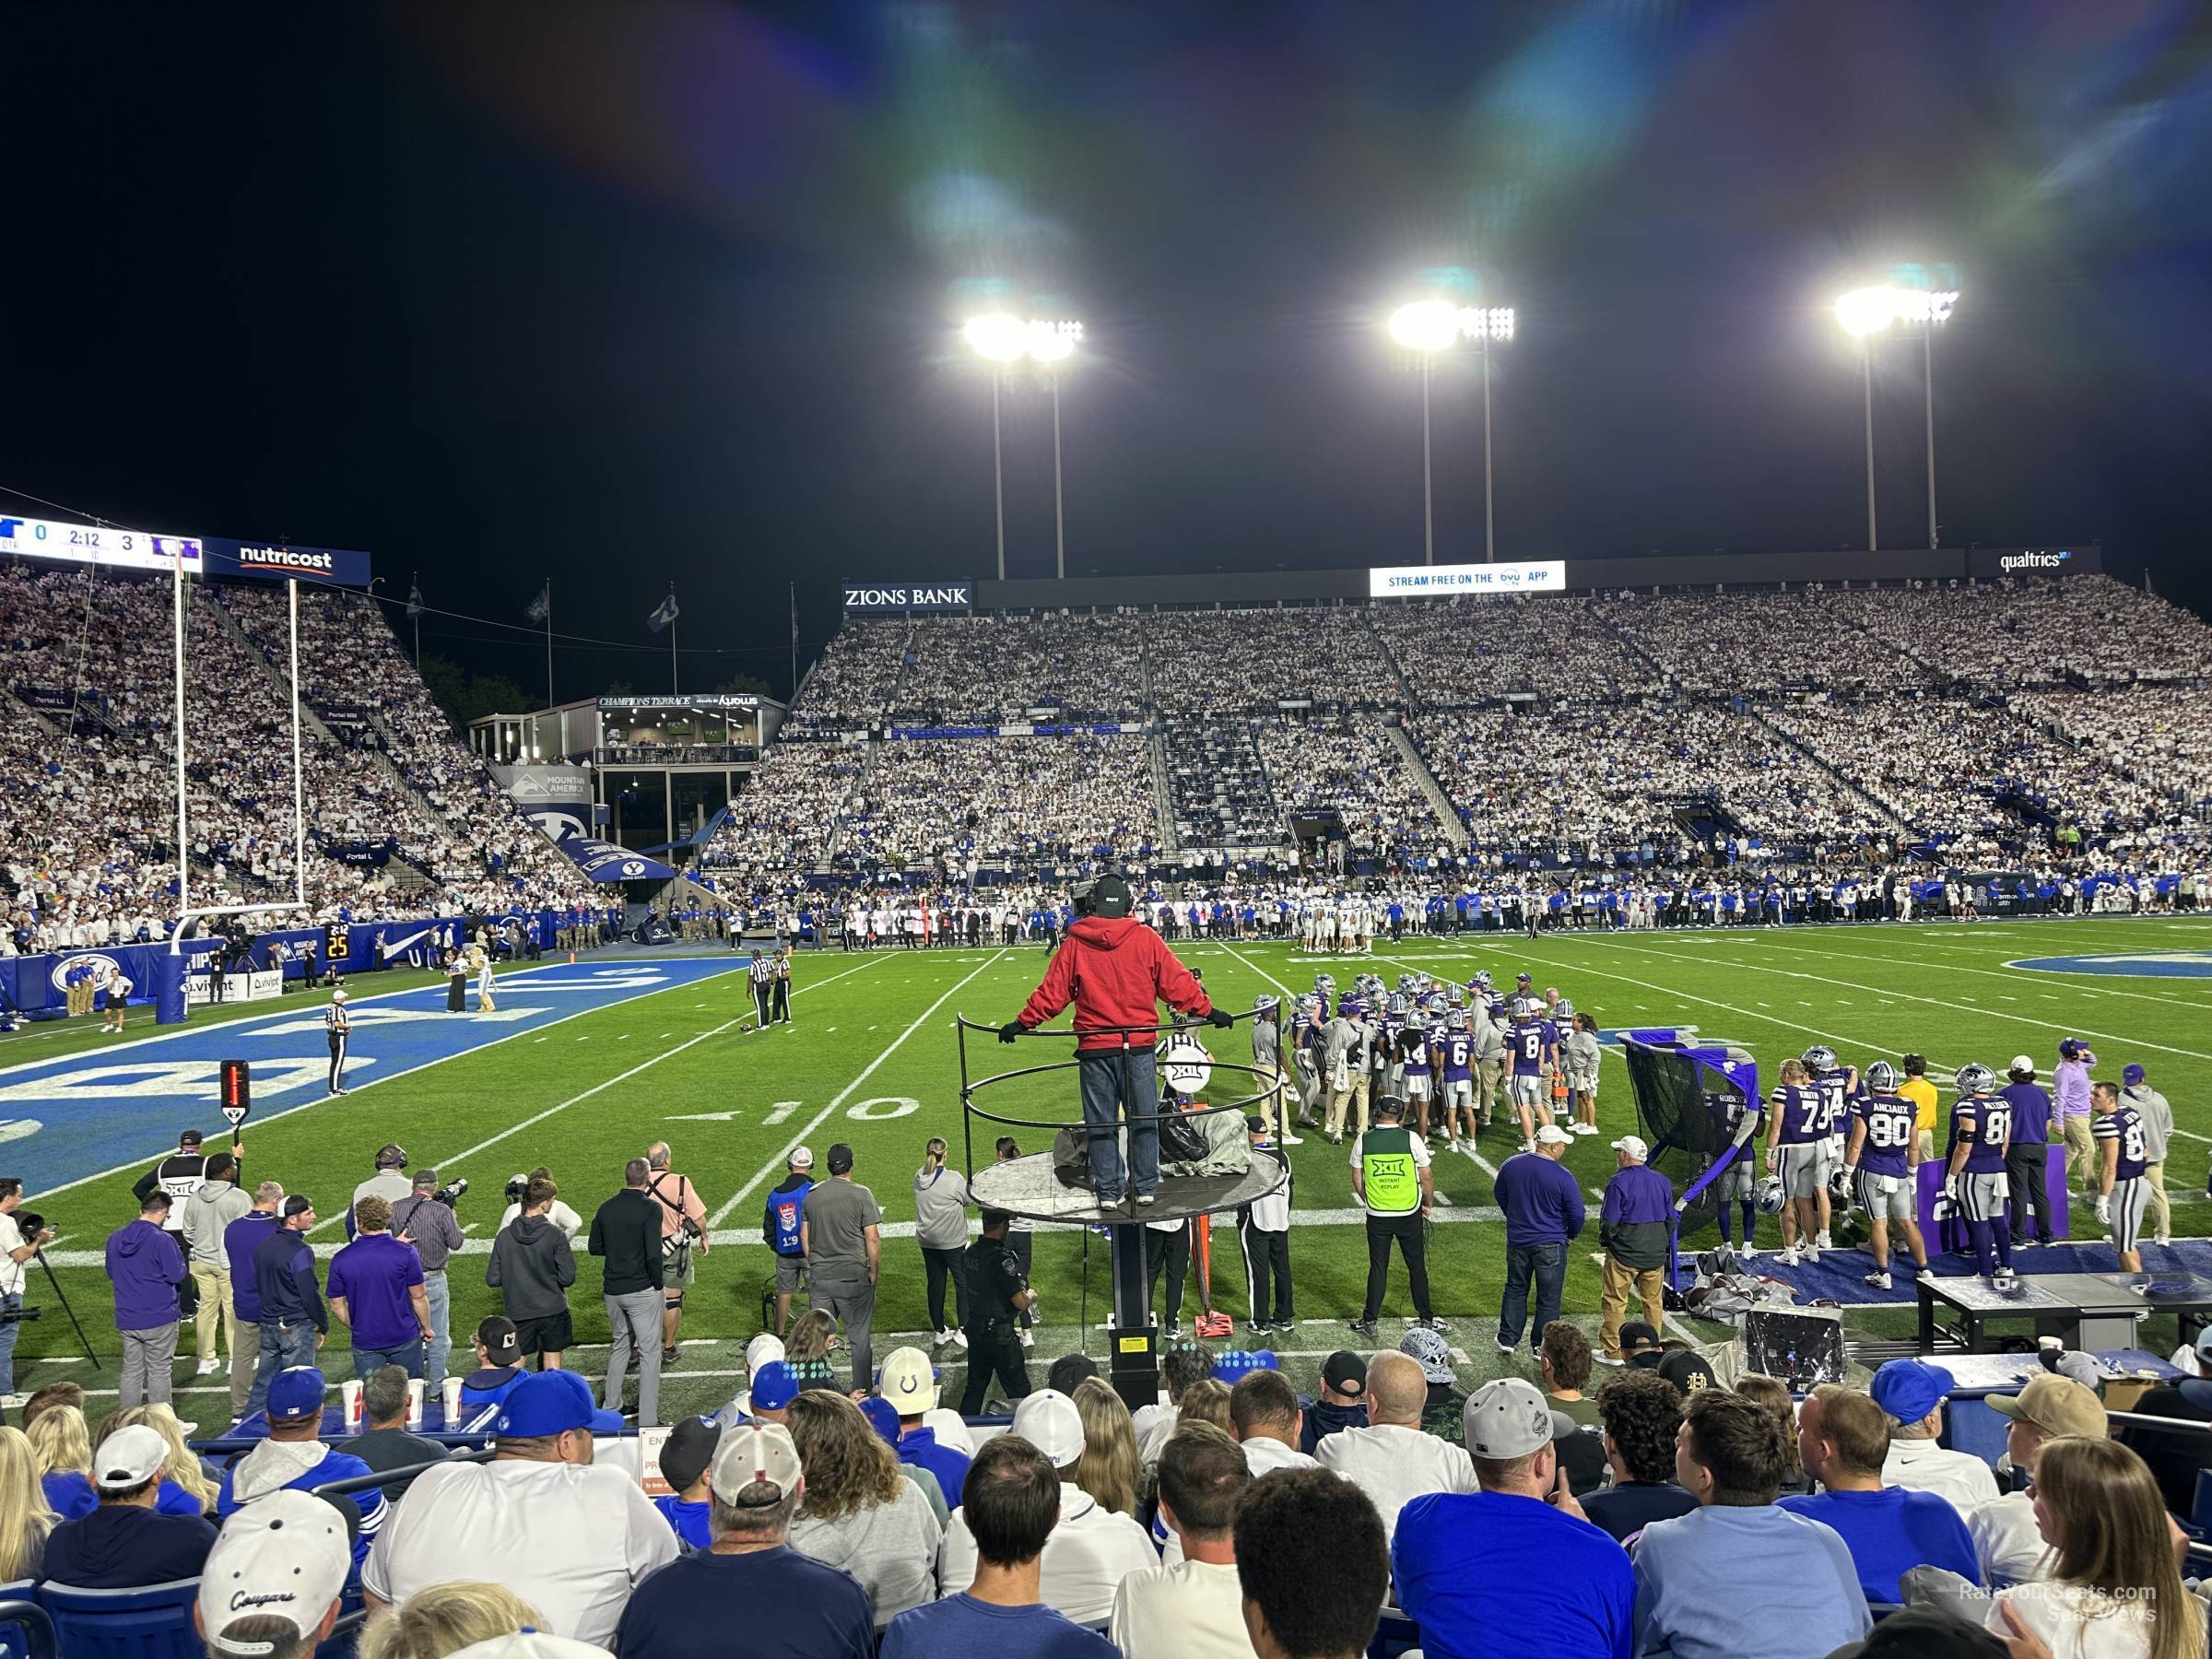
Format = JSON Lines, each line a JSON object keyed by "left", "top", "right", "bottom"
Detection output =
{"left": 2192, "top": 1466, "right": 2212, "bottom": 1537}
{"left": 0, "top": 1583, "right": 41, "bottom": 1659}
{"left": 1370, "top": 1609, "right": 1421, "bottom": 1659}
{"left": 35, "top": 1579, "right": 202, "bottom": 1659}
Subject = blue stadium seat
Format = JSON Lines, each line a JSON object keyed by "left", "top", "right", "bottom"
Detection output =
{"left": 0, "top": 1581, "right": 39, "bottom": 1659}
{"left": 34, "top": 1579, "right": 201, "bottom": 1659}
{"left": 1370, "top": 1609, "right": 1421, "bottom": 1659}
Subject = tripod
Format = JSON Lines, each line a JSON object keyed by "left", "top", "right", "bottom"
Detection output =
{"left": 18, "top": 1243, "right": 102, "bottom": 1371}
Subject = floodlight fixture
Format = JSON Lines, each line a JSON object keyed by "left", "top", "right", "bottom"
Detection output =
{"left": 1385, "top": 300, "right": 1517, "bottom": 562}
{"left": 959, "top": 313, "right": 1086, "bottom": 580}
{"left": 1833, "top": 281, "right": 1961, "bottom": 551}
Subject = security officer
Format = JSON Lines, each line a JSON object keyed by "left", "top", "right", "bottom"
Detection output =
{"left": 959, "top": 1206, "right": 1037, "bottom": 1414}
{"left": 325, "top": 989, "right": 352, "bottom": 1095}
{"left": 1347, "top": 1095, "right": 1439, "bottom": 1338}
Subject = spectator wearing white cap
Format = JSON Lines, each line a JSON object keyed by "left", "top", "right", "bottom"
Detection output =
{"left": 1110, "top": 1423, "right": 1255, "bottom": 1659}
{"left": 618, "top": 1420, "right": 875, "bottom": 1659}
{"left": 36, "top": 1423, "right": 217, "bottom": 1589}
{"left": 1597, "top": 1135, "right": 1673, "bottom": 1364}
{"left": 1394, "top": 1378, "right": 1633, "bottom": 1659}
{"left": 362, "top": 1369, "right": 677, "bottom": 1648}
{"left": 1868, "top": 1359, "right": 2000, "bottom": 1515}
{"left": 193, "top": 1488, "right": 352, "bottom": 1659}
{"left": 1489, "top": 1124, "right": 1584, "bottom": 1357}
{"left": 886, "top": 1433, "right": 1117, "bottom": 1659}
{"left": 937, "top": 1388, "right": 1156, "bottom": 1628}
{"left": 878, "top": 1347, "right": 972, "bottom": 1501}
{"left": 1968, "top": 1374, "right": 2111, "bottom": 1586}
{"left": 1313, "top": 1351, "right": 1475, "bottom": 1547}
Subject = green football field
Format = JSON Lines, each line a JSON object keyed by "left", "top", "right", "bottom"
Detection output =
{"left": 13, "top": 915, "right": 2212, "bottom": 1423}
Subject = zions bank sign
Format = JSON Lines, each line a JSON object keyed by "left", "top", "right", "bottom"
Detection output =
{"left": 841, "top": 581, "right": 973, "bottom": 614}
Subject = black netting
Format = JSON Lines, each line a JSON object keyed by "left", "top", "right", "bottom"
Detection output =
{"left": 1623, "top": 1040, "right": 1751, "bottom": 1240}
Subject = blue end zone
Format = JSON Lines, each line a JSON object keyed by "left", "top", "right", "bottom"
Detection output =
{"left": 0, "top": 958, "right": 747, "bottom": 1198}
{"left": 2007, "top": 952, "right": 2212, "bottom": 978}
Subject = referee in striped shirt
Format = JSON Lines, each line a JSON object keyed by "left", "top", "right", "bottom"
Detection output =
{"left": 325, "top": 990, "right": 352, "bottom": 1096}
{"left": 748, "top": 949, "right": 774, "bottom": 1028}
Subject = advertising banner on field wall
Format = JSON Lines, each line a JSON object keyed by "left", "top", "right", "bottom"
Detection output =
{"left": 1368, "top": 561, "right": 1567, "bottom": 597}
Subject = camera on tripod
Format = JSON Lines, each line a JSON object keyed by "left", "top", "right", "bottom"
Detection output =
{"left": 0, "top": 1304, "right": 38, "bottom": 1325}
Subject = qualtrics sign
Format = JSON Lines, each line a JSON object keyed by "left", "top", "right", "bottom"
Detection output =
{"left": 1967, "top": 546, "right": 2101, "bottom": 582}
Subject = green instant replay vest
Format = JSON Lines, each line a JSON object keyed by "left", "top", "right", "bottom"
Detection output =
{"left": 1359, "top": 1125, "right": 1420, "bottom": 1215}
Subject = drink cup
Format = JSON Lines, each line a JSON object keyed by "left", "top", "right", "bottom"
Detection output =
{"left": 339, "top": 1378, "right": 362, "bottom": 1429}
{"left": 406, "top": 1378, "right": 426, "bottom": 1429}
{"left": 441, "top": 1376, "right": 465, "bottom": 1426}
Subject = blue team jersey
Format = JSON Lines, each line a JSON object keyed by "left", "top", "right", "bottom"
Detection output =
{"left": 1441, "top": 1032, "right": 1475, "bottom": 1083}
{"left": 1948, "top": 1097, "right": 2014, "bottom": 1174}
{"left": 1771, "top": 1084, "right": 1825, "bottom": 1146}
{"left": 1510, "top": 1023, "right": 1547, "bottom": 1076}
{"left": 2095, "top": 1105, "right": 2148, "bottom": 1182}
{"left": 1853, "top": 1092, "right": 1918, "bottom": 1178}
{"left": 1812, "top": 1068, "right": 1856, "bottom": 1136}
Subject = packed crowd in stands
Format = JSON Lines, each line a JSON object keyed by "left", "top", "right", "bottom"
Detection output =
{"left": 1371, "top": 595, "right": 1667, "bottom": 705}
{"left": 1161, "top": 720, "right": 1285, "bottom": 854}
{"left": 783, "top": 618, "right": 912, "bottom": 731}
{"left": 1264, "top": 719, "right": 1452, "bottom": 864}
{"left": 1828, "top": 574, "right": 2212, "bottom": 689}
{"left": 0, "top": 564, "right": 594, "bottom": 954}
{"left": 885, "top": 613, "right": 1148, "bottom": 726}
{"left": 1592, "top": 586, "right": 1945, "bottom": 696}
{"left": 1143, "top": 608, "right": 1393, "bottom": 715}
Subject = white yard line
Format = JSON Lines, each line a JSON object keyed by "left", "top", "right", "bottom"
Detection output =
{"left": 1726, "top": 934, "right": 2212, "bottom": 1016}
{"left": 707, "top": 949, "right": 1012, "bottom": 1229}
{"left": 298, "top": 954, "right": 891, "bottom": 1234}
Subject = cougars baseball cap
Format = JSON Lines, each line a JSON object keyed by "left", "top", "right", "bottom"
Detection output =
{"left": 1535, "top": 1124, "right": 1571, "bottom": 1147}
{"left": 658, "top": 1416, "right": 723, "bottom": 1494}
{"left": 877, "top": 1347, "right": 940, "bottom": 1415}
{"left": 1989, "top": 1375, "right": 2107, "bottom": 1440}
{"left": 1399, "top": 1326, "right": 1455, "bottom": 1386}
{"left": 282, "top": 1194, "right": 314, "bottom": 1218}
{"left": 92, "top": 1424, "right": 169, "bottom": 1489}
{"left": 2124, "top": 1064, "right": 2147, "bottom": 1087}
{"left": 477, "top": 1316, "right": 522, "bottom": 1367}
{"left": 495, "top": 1369, "right": 624, "bottom": 1438}
{"left": 1870, "top": 1359, "right": 1956, "bottom": 1425}
{"left": 859, "top": 1395, "right": 903, "bottom": 1444}
{"left": 710, "top": 1423, "right": 804, "bottom": 1507}
{"left": 197, "top": 1488, "right": 353, "bottom": 1655}
{"left": 267, "top": 1367, "right": 328, "bottom": 1424}
{"left": 789, "top": 1147, "right": 814, "bottom": 1170}
{"left": 1611, "top": 1135, "right": 1650, "bottom": 1160}
{"left": 748, "top": 1361, "right": 800, "bottom": 1413}
{"left": 1463, "top": 1378, "right": 1555, "bottom": 1460}
{"left": 1012, "top": 1389, "right": 1086, "bottom": 1467}
{"left": 1322, "top": 1351, "right": 1368, "bottom": 1396}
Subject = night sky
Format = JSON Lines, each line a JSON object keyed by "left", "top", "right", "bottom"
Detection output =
{"left": 7, "top": 1, "right": 2209, "bottom": 702}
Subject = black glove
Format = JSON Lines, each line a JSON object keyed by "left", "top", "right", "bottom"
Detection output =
{"left": 998, "top": 1020, "right": 1024, "bottom": 1044}
{"left": 1207, "top": 1007, "right": 1235, "bottom": 1030}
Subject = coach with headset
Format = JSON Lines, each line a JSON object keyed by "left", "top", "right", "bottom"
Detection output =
{"left": 999, "top": 873, "right": 1229, "bottom": 1209}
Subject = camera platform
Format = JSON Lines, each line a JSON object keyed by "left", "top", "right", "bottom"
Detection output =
{"left": 969, "top": 1153, "right": 1286, "bottom": 1229}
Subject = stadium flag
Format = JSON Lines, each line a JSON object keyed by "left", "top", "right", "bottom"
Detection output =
{"left": 524, "top": 582, "right": 550, "bottom": 624}
{"left": 647, "top": 592, "right": 680, "bottom": 634}
{"left": 406, "top": 580, "right": 424, "bottom": 618}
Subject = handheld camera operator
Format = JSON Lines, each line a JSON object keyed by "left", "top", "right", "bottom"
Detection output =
{"left": 998, "top": 874, "right": 1230, "bottom": 1209}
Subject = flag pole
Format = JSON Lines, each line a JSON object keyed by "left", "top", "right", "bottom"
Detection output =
{"left": 789, "top": 581, "right": 798, "bottom": 702}
{"left": 544, "top": 580, "right": 554, "bottom": 712}
{"left": 411, "top": 571, "right": 420, "bottom": 668}
{"left": 669, "top": 584, "right": 679, "bottom": 696}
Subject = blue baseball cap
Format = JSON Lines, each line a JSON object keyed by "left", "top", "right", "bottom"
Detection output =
{"left": 749, "top": 1361, "right": 800, "bottom": 1412}
{"left": 858, "top": 1394, "right": 902, "bottom": 1445}
{"left": 2124, "top": 1064, "right": 2146, "bottom": 1087}
{"left": 493, "top": 1368, "right": 624, "bottom": 1438}
{"left": 1870, "top": 1359, "right": 1956, "bottom": 1425}
{"left": 267, "top": 1367, "right": 328, "bottom": 1422}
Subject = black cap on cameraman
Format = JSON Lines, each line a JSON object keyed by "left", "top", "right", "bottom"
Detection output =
{"left": 1088, "top": 875, "right": 1133, "bottom": 918}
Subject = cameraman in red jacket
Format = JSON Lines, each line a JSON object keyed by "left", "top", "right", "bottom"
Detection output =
{"left": 1001, "top": 875, "right": 1230, "bottom": 1208}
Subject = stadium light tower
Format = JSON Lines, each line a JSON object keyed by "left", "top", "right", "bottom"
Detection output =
{"left": 962, "top": 312, "right": 1084, "bottom": 581}
{"left": 1833, "top": 282, "right": 1959, "bottom": 553}
{"left": 1386, "top": 300, "right": 1514, "bottom": 563}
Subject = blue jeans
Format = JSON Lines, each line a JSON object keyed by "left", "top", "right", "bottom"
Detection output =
{"left": 1498, "top": 1241, "right": 1567, "bottom": 1349}
{"left": 420, "top": 1272, "right": 451, "bottom": 1394}
{"left": 246, "top": 1319, "right": 321, "bottom": 1416}
{"left": 0, "top": 1291, "right": 20, "bottom": 1396}
{"left": 352, "top": 1340, "right": 424, "bottom": 1381}
{"left": 1078, "top": 1047, "right": 1159, "bottom": 1203}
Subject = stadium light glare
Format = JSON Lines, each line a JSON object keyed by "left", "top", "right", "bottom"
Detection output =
{"left": 1386, "top": 301, "right": 1516, "bottom": 563}
{"left": 960, "top": 313, "right": 1086, "bottom": 581}
{"left": 1833, "top": 282, "right": 1962, "bottom": 551}
{"left": 962, "top": 312, "right": 1029, "bottom": 362}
